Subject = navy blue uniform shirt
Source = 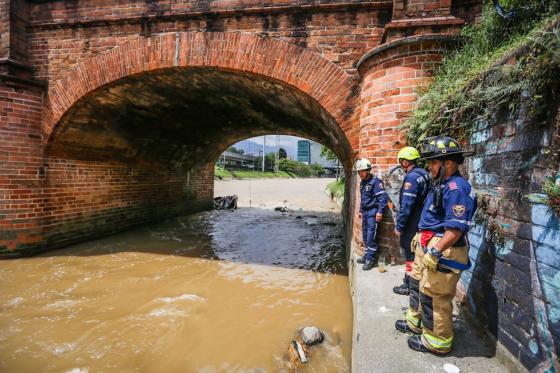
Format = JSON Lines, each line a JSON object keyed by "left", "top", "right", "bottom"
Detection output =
{"left": 396, "top": 166, "right": 430, "bottom": 233}
{"left": 360, "top": 175, "right": 388, "bottom": 216}
{"left": 418, "top": 171, "right": 477, "bottom": 234}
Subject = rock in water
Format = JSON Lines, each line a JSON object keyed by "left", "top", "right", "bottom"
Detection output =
{"left": 299, "top": 326, "right": 324, "bottom": 345}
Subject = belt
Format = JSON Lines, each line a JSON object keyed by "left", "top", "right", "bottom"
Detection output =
{"left": 420, "top": 230, "right": 471, "bottom": 272}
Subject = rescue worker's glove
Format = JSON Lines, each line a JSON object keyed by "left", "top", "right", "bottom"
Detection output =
{"left": 422, "top": 247, "right": 442, "bottom": 272}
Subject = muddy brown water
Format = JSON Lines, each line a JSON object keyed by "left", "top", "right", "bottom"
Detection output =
{"left": 0, "top": 178, "right": 352, "bottom": 372}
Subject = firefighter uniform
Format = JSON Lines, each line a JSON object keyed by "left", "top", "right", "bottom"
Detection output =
{"left": 360, "top": 174, "right": 388, "bottom": 263}
{"left": 397, "top": 136, "right": 477, "bottom": 355}
{"left": 406, "top": 172, "right": 476, "bottom": 353}
{"left": 395, "top": 164, "right": 430, "bottom": 293}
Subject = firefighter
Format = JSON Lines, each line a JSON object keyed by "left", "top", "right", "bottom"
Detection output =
{"left": 355, "top": 158, "right": 388, "bottom": 271}
{"left": 394, "top": 136, "right": 477, "bottom": 355}
{"left": 393, "top": 147, "right": 431, "bottom": 296}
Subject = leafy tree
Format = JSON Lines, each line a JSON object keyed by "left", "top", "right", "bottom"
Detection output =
{"left": 310, "top": 163, "right": 326, "bottom": 176}
{"left": 279, "top": 148, "right": 287, "bottom": 159}
{"left": 254, "top": 152, "right": 276, "bottom": 171}
{"left": 279, "top": 158, "right": 296, "bottom": 173}
{"left": 320, "top": 145, "right": 339, "bottom": 163}
{"left": 265, "top": 152, "right": 276, "bottom": 170}
{"left": 320, "top": 145, "right": 341, "bottom": 180}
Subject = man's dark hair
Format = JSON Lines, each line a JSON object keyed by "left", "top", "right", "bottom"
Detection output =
{"left": 443, "top": 154, "right": 465, "bottom": 165}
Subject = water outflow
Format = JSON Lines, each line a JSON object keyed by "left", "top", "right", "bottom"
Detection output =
{"left": 0, "top": 207, "right": 351, "bottom": 372}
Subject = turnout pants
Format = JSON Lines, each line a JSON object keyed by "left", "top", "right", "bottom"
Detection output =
{"left": 361, "top": 213, "right": 378, "bottom": 261}
{"left": 405, "top": 234, "right": 468, "bottom": 353}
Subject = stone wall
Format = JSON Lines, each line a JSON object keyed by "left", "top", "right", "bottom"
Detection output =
{"left": 460, "top": 80, "right": 560, "bottom": 371}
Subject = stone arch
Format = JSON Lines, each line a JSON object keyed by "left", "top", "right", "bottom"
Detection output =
{"left": 43, "top": 31, "right": 360, "bottom": 155}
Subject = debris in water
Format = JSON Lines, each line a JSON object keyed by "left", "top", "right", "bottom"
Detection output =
{"left": 213, "top": 195, "right": 238, "bottom": 210}
{"left": 274, "top": 206, "right": 289, "bottom": 212}
{"left": 289, "top": 340, "right": 308, "bottom": 363}
{"left": 286, "top": 326, "right": 325, "bottom": 367}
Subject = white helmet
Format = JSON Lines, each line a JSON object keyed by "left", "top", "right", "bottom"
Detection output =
{"left": 355, "top": 158, "right": 372, "bottom": 171}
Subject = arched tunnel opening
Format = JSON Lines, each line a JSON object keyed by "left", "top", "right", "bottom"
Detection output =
{"left": 43, "top": 67, "right": 356, "bottom": 255}
{"left": 21, "top": 67, "right": 358, "bottom": 370}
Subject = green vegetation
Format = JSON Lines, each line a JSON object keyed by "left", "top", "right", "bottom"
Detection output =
{"left": 215, "top": 166, "right": 233, "bottom": 179}
{"left": 254, "top": 152, "right": 276, "bottom": 171}
{"left": 405, "top": 0, "right": 560, "bottom": 146}
{"left": 229, "top": 170, "right": 294, "bottom": 179}
{"left": 214, "top": 165, "right": 294, "bottom": 179}
{"left": 544, "top": 174, "right": 560, "bottom": 214}
{"left": 326, "top": 178, "right": 345, "bottom": 202}
{"left": 278, "top": 159, "right": 326, "bottom": 177}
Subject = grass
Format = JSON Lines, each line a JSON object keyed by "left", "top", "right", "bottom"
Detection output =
{"left": 214, "top": 166, "right": 294, "bottom": 179}
{"left": 229, "top": 170, "right": 294, "bottom": 179}
{"left": 214, "top": 166, "right": 233, "bottom": 179}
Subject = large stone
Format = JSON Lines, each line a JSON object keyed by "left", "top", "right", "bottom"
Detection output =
{"left": 299, "top": 326, "right": 324, "bottom": 345}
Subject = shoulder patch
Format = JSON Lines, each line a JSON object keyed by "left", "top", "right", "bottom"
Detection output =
{"left": 378, "top": 182, "right": 384, "bottom": 189}
{"left": 404, "top": 182, "right": 412, "bottom": 190}
{"left": 449, "top": 181, "right": 458, "bottom": 190}
{"left": 452, "top": 205, "right": 465, "bottom": 217}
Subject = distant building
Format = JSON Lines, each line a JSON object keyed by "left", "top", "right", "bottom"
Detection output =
{"left": 310, "top": 141, "right": 337, "bottom": 167}
{"left": 297, "top": 140, "right": 311, "bottom": 164}
{"left": 217, "top": 150, "right": 256, "bottom": 169}
{"left": 297, "top": 139, "right": 337, "bottom": 167}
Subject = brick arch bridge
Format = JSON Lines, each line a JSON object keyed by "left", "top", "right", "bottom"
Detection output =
{"left": 1, "top": 0, "right": 480, "bottom": 256}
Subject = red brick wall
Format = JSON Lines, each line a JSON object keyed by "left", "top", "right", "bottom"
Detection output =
{"left": 0, "top": 82, "right": 44, "bottom": 254}
{"left": 42, "top": 32, "right": 360, "bottom": 150}
{"left": 354, "top": 36, "right": 456, "bottom": 259}
{"left": 0, "top": 1, "right": 483, "bottom": 256}
{"left": 41, "top": 157, "right": 214, "bottom": 249}
{"left": 393, "top": 0, "right": 451, "bottom": 19}
{"left": 27, "top": 0, "right": 393, "bottom": 81}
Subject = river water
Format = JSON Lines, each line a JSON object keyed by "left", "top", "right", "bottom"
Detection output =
{"left": 0, "top": 178, "right": 352, "bottom": 372}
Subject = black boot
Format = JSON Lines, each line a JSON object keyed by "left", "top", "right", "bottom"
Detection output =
{"left": 356, "top": 255, "right": 366, "bottom": 264}
{"left": 395, "top": 320, "right": 420, "bottom": 334}
{"left": 393, "top": 275, "right": 410, "bottom": 296}
{"left": 362, "top": 257, "right": 378, "bottom": 271}
{"left": 407, "top": 335, "right": 450, "bottom": 355}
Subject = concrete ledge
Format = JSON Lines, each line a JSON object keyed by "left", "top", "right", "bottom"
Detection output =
{"left": 350, "top": 242, "right": 508, "bottom": 372}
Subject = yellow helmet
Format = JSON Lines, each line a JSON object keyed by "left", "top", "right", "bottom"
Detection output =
{"left": 397, "top": 146, "right": 420, "bottom": 161}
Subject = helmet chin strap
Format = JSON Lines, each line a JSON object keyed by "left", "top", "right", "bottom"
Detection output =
{"left": 438, "top": 161, "right": 446, "bottom": 182}
{"left": 433, "top": 159, "right": 446, "bottom": 211}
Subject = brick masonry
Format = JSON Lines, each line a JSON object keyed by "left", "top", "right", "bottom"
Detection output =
{"left": 15, "top": 1, "right": 560, "bottom": 370}
{"left": 354, "top": 34, "right": 459, "bottom": 259}
{"left": 458, "top": 87, "right": 560, "bottom": 370}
